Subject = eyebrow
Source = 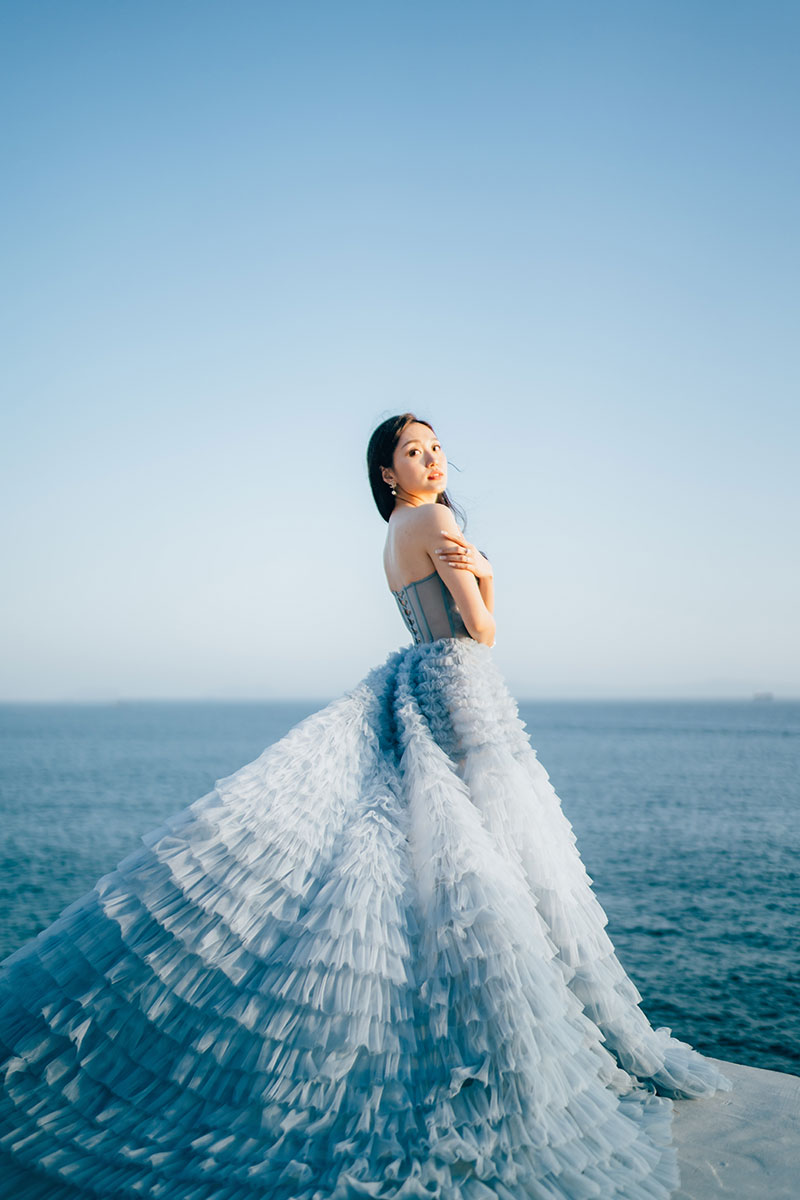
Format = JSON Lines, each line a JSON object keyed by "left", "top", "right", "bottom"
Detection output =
{"left": 398, "top": 434, "right": 437, "bottom": 450}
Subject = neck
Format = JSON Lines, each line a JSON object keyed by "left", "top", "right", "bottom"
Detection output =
{"left": 393, "top": 489, "right": 440, "bottom": 509}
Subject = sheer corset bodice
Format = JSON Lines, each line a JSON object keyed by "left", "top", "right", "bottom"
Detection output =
{"left": 391, "top": 569, "right": 471, "bottom": 644}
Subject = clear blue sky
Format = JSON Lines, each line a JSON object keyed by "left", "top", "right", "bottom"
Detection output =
{"left": 2, "top": 1, "right": 798, "bottom": 700}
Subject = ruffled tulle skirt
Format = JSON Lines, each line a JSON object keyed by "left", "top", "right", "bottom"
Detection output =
{"left": 0, "top": 639, "right": 730, "bottom": 1198}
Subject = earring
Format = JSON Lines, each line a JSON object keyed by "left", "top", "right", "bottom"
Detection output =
{"left": 388, "top": 481, "right": 397, "bottom": 496}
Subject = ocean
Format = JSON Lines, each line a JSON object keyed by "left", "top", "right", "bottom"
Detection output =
{"left": 1, "top": 697, "right": 798, "bottom": 1077}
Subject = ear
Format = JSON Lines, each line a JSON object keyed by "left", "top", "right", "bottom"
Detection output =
{"left": 381, "top": 468, "right": 394, "bottom": 486}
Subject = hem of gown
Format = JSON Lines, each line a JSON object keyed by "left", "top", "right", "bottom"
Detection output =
{"left": 0, "top": 640, "right": 733, "bottom": 1199}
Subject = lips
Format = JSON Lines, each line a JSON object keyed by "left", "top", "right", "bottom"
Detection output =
{"left": 428, "top": 472, "right": 443, "bottom": 481}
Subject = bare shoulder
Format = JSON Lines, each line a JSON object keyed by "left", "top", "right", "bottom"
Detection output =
{"left": 386, "top": 505, "right": 462, "bottom": 586}
{"left": 405, "top": 503, "right": 460, "bottom": 534}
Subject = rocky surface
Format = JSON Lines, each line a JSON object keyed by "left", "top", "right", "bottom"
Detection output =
{"left": 673, "top": 1058, "right": 800, "bottom": 1199}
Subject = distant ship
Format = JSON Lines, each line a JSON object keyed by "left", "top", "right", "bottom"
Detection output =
{"left": 752, "top": 691, "right": 774, "bottom": 702}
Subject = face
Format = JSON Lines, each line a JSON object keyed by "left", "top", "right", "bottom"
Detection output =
{"left": 383, "top": 421, "right": 447, "bottom": 503}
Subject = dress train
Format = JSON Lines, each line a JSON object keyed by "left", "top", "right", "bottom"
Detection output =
{"left": 0, "top": 639, "right": 731, "bottom": 1198}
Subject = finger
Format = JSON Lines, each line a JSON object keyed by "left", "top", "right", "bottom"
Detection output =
{"left": 439, "top": 529, "right": 468, "bottom": 548}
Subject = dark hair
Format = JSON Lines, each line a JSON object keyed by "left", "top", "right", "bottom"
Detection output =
{"left": 366, "top": 413, "right": 462, "bottom": 523}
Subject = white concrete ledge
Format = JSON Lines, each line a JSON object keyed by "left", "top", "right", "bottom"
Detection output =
{"left": 673, "top": 1057, "right": 800, "bottom": 1199}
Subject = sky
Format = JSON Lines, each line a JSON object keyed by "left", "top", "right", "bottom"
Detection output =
{"left": 1, "top": 0, "right": 798, "bottom": 701}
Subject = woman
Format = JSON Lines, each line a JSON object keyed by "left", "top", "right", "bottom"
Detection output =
{"left": 0, "top": 413, "right": 730, "bottom": 1199}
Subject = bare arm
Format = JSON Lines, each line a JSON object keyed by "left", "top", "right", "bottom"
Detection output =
{"left": 477, "top": 572, "right": 495, "bottom": 616}
{"left": 436, "top": 529, "right": 494, "bottom": 615}
{"left": 418, "top": 507, "right": 496, "bottom": 646}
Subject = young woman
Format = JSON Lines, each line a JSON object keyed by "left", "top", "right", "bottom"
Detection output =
{"left": 0, "top": 413, "right": 730, "bottom": 1198}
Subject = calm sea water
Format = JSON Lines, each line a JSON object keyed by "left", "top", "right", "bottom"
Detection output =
{"left": 1, "top": 698, "right": 798, "bottom": 1076}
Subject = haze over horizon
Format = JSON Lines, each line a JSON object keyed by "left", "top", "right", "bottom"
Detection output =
{"left": 2, "top": 2, "right": 798, "bottom": 702}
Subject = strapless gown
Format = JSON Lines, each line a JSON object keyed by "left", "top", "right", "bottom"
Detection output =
{"left": 0, "top": 571, "right": 731, "bottom": 1199}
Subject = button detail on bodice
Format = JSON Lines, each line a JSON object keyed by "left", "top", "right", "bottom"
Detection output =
{"left": 392, "top": 570, "right": 470, "bottom": 645}
{"left": 396, "top": 590, "right": 422, "bottom": 643}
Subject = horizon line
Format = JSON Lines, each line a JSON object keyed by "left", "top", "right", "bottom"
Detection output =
{"left": 1, "top": 693, "right": 796, "bottom": 706}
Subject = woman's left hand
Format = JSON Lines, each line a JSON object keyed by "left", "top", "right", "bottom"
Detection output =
{"left": 436, "top": 530, "right": 493, "bottom": 579}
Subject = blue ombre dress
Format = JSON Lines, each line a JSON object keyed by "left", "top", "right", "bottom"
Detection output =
{"left": 0, "top": 571, "right": 730, "bottom": 1199}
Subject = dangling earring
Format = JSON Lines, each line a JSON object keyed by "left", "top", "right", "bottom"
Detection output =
{"left": 388, "top": 480, "right": 397, "bottom": 496}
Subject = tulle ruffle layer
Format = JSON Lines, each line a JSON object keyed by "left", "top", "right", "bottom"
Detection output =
{"left": 0, "top": 639, "right": 730, "bottom": 1198}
